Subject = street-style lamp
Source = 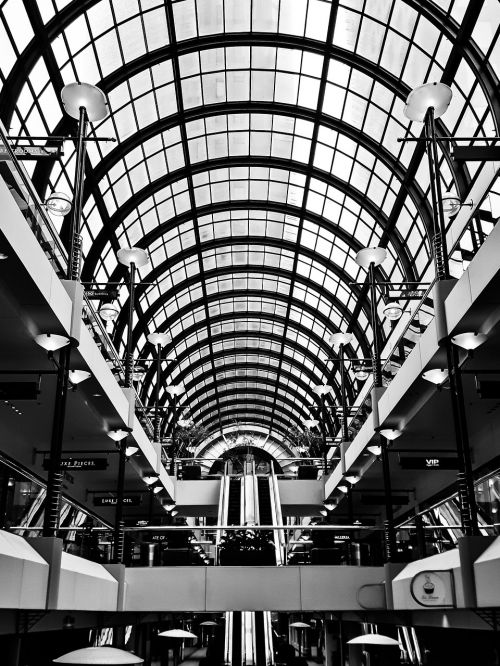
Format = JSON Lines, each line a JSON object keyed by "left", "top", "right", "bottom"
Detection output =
{"left": 330, "top": 332, "right": 353, "bottom": 476}
{"left": 355, "top": 246, "right": 397, "bottom": 561}
{"left": 405, "top": 82, "right": 479, "bottom": 536}
{"left": 113, "top": 245, "right": 149, "bottom": 562}
{"left": 165, "top": 384, "right": 185, "bottom": 474}
{"left": 147, "top": 331, "right": 172, "bottom": 445}
{"left": 313, "top": 383, "right": 333, "bottom": 473}
{"left": 42, "top": 83, "right": 108, "bottom": 538}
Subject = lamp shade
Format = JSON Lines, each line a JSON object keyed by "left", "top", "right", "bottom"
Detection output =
{"left": 69, "top": 370, "right": 91, "bottom": 384}
{"left": 132, "top": 365, "right": 146, "bottom": 382}
{"left": 303, "top": 419, "right": 319, "bottom": 429}
{"left": 53, "top": 646, "right": 143, "bottom": 664}
{"left": 166, "top": 384, "right": 184, "bottom": 397}
{"left": 107, "top": 428, "right": 129, "bottom": 441}
{"left": 143, "top": 473, "right": 160, "bottom": 485}
{"left": 404, "top": 82, "right": 452, "bottom": 122}
{"left": 422, "top": 368, "right": 448, "bottom": 385}
{"left": 99, "top": 302, "right": 120, "bottom": 322}
{"left": 379, "top": 428, "right": 402, "bottom": 441}
{"left": 347, "top": 633, "right": 399, "bottom": 646}
{"left": 61, "top": 83, "right": 108, "bottom": 122}
{"left": 313, "top": 383, "right": 333, "bottom": 397}
{"left": 159, "top": 629, "right": 197, "bottom": 639}
{"left": 289, "top": 622, "right": 311, "bottom": 629}
{"left": 200, "top": 621, "right": 219, "bottom": 626}
{"left": 367, "top": 444, "right": 382, "bottom": 456}
{"left": 117, "top": 247, "right": 149, "bottom": 268}
{"left": 330, "top": 332, "right": 353, "bottom": 347}
{"left": 355, "top": 247, "right": 387, "bottom": 268}
{"left": 383, "top": 300, "right": 403, "bottom": 321}
{"left": 344, "top": 473, "right": 360, "bottom": 484}
{"left": 125, "top": 445, "right": 139, "bottom": 457}
{"left": 35, "top": 333, "right": 70, "bottom": 351}
{"left": 45, "top": 191, "right": 72, "bottom": 216}
{"left": 147, "top": 332, "right": 171, "bottom": 347}
{"left": 451, "top": 332, "right": 487, "bottom": 351}
{"left": 442, "top": 191, "right": 461, "bottom": 216}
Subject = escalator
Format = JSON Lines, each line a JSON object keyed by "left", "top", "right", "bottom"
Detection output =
{"left": 227, "top": 477, "right": 242, "bottom": 525}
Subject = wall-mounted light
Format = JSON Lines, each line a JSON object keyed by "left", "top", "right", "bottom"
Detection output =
{"left": 35, "top": 333, "right": 71, "bottom": 352}
{"left": 99, "top": 302, "right": 119, "bottom": 322}
{"left": 125, "top": 445, "right": 139, "bottom": 457}
{"left": 345, "top": 473, "right": 360, "bottom": 484}
{"left": 451, "top": 332, "right": 487, "bottom": 351}
{"left": 69, "top": 370, "right": 91, "bottom": 385}
{"left": 338, "top": 483, "right": 349, "bottom": 493}
{"left": 379, "top": 428, "right": 403, "bottom": 441}
{"left": 143, "top": 473, "right": 160, "bottom": 485}
{"left": 367, "top": 444, "right": 382, "bottom": 456}
{"left": 442, "top": 191, "right": 473, "bottom": 217}
{"left": 422, "top": 368, "right": 448, "bottom": 385}
{"left": 107, "top": 428, "right": 129, "bottom": 442}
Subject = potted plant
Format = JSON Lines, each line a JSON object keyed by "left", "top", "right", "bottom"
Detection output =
{"left": 219, "top": 529, "right": 276, "bottom": 565}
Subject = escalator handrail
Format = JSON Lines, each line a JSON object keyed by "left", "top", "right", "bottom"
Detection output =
{"left": 270, "top": 466, "right": 286, "bottom": 565}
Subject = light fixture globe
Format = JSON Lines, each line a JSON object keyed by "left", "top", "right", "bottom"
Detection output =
{"left": 404, "top": 82, "right": 452, "bottom": 122}
{"left": 422, "top": 368, "right": 448, "bottom": 385}
{"left": 451, "top": 332, "right": 487, "bottom": 351}
{"left": 442, "top": 191, "right": 461, "bottom": 216}
{"left": 132, "top": 365, "right": 146, "bottom": 382}
{"left": 355, "top": 247, "right": 387, "bottom": 269}
{"left": 147, "top": 332, "right": 171, "bottom": 347}
{"left": 383, "top": 299, "right": 403, "bottom": 321}
{"left": 166, "top": 384, "right": 184, "bottom": 397}
{"left": 53, "top": 646, "right": 143, "bottom": 664}
{"left": 313, "top": 383, "right": 333, "bottom": 397}
{"left": 45, "top": 191, "right": 72, "bottom": 216}
{"left": 117, "top": 247, "right": 149, "bottom": 268}
{"left": 99, "top": 302, "right": 119, "bottom": 322}
{"left": 354, "top": 363, "right": 370, "bottom": 381}
{"left": 69, "top": 370, "right": 91, "bottom": 384}
{"left": 338, "top": 483, "right": 349, "bottom": 493}
{"left": 61, "top": 83, "right": 108, "bottom": 122}
{"left": 35, "top": 333, "right": 71, "bottom": 352}
{"left": 330, "top": 332, "right": 353, "bottom": 347}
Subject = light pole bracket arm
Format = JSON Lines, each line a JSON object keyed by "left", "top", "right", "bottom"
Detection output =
{"left": 433, "top": 279, "right": 457, "bottom": 344}
{"left": 61, "top": 280, "right": 85, "bottom": 346}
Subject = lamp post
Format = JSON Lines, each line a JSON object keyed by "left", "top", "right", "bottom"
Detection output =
{"left": 312, "top": 384, "right": 333, "bottom": 473}
{"left": 42, "top": 83, "right": 107, "bottom": 537}
{"left": 114, "top": 246, "right": 149, "bottom": 562}
{"left": 147, "top": 332, "right": 172, "bottom": 445}
{"left": 166, "top": 384, "right": 185, "bottom": 475}
{"left": 405, "top": 82, "right": 478, "bottom": 535}
{"left": 355, "top": 246, "right": 397, "bottom": 561}
{"left": 330, "top": 332, "right": 353, "bottom": 476}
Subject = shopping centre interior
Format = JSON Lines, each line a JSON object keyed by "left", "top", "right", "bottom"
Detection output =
{"left": 0, "top": 0, "right": 500, "bottom": 664}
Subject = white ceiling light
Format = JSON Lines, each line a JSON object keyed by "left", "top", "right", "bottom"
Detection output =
{"left": 45, "top": 191, "right": 72, "bottom": 216}
{"left": 107, "top": 428, "right": 129, "bottom": 442}
{"left": 338, "top": 483, "right": 349, "bottom": 493}
{"left": 383, "top": 299, "right": 403, "bottom": 321}
{"left": 451, "top": 332, "right": 487, "bottom": 351}
{"left": 69, "top": 370, "right": 91, "bottom": 384}
{"left": 379, "top": 428, "right": 403, "bottom": 441}
{"left": 404, "top": 82, "right": 452, "bottom": 122}
{"left": 53, "top": 646, "right": 143, "bottom": 664}
{"left": 99, "top": 302, "right": 119, "bottom": 322}
{"left": 422, "top": 368, "right": 448, "bottom": 385}
{"left": 143, "top": 473, "right": 160, "bottom": 485}
{"left": 152, "top": 485, "right": 162, "bottom": 494}
{"left": 125, "top": 445, "right": 139, "bottom": 457}
{"left": 442, "top": 191, "right": 461, "bottom": 216}
{"left": 355, "top": 247, "right": 387, "bottom": 268}
{"left": 35, "top": 333, "right": 70, "bottom": 351}
{"left": 347, "top": 633, "right": 399, "bottom": 646}
{"left": 345, "top": 473, "right": 360, "bottom": 484}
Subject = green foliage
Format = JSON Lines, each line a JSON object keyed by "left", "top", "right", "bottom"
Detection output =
{"left": 219, "top": 529, "right": 275, "bottom": 553}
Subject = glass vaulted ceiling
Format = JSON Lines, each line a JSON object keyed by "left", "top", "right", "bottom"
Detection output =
{"left": 0, "top": 0, "right": 498, "bottom": 443}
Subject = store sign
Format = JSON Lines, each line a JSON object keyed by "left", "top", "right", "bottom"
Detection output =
{"left": 410, "top": 571, "right": 455, "bottom": 607}
{"left": 399, "top": 456, "right": 459, "bottom": 470}
{"left": 387, "top": 288, "right": 427, "bottom": 300}
{"left": 0, "top": 144, "right": 62, "bottom": 160}
{"left": 43, "top": 457, "right": 108, "bottom": 471}
{"left": 94, "top": 495, "right": 141, "bottom": 506}
{"left": 85, "top": 288, "right": 118, "bottom": 300}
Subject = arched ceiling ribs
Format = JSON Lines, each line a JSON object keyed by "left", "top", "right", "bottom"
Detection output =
{"left": 81, "top": 174, "right": 419, "bottom": 285}
{"left": 197, "top": 408, "right": 303, "bottom": 441}
{"left": 137, "top": 309, "right": 358, "bottom": 406}
{"left": 112, "top": 260, "right": 378, "bottom": 366}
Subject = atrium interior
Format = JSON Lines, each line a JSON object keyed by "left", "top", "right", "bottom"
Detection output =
{"left": 0, "top": 0, "right": 500, "bottom": 665}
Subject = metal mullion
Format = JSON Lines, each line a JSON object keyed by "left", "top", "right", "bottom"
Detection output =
{"left": 165, "top": 2, "right": 223, "bottom": 433}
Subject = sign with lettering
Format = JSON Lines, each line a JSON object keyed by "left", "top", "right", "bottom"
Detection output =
{"left": 94, "top": 495, "right": 141, "bottom": 507}
{"left": 399, "top": 456, "right": 459, "bottom": 470}
{"left": 387, "top": 288, "right": 427, "bottom": 300}
{"left": 410, "top": 571, "right": 455, "bottom": 607}
{"left": 43, "top": 457, "right": 108, "bottom": 471}
{"left": 0, "top": 144, "right": 62, "bottom": 160}
{"left": 85, "top": 288, "right": 119, "bottom": 300}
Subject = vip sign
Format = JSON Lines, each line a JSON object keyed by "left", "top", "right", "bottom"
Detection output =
{"left": 400, "top": 456, "right": 458, "bottom": 470}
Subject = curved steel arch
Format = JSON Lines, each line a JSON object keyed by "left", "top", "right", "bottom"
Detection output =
{"left": 113, "top": 261, "right": 378, "bottom": 366}
{"left": 81, "top": 161, "right": 420, "bottom": 283}
{"left": 196, "top": 433, "right": 295, "bottom": 461}
{"left": 199, "top": 407, "right": 304, "bottom": 440}
{"left": 138, "top": 308, "right": 358, "bottom": 405}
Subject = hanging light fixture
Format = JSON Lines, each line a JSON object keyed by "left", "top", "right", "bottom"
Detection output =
{"left": 107, "top": 428, "right": 129, "bottom": 442}
{"left": 383, "top": 299, "right": 403, "bottom": 321}
{"left": 451, "top": 332, "right": 487, "bottom": 351}
{"left": 422, "top": 368, "right": 448, "bottom": 385}
{"left": 35, "top": 333, "right": 71, "bottom": 352}
{"left": 338, "top": 483, "right": 349, "bottom": 493}
{"left": 99, "top": 302, "right": 120, "bottom": 322}
{"left": 68, "top": 369, "right": 91, "bottom": 385}
{"left": 152, "top": 485, "right": 162, "bottom": 494}
{"left": 45, "top": 191, "right": 72, "bottom": 216}
{"left": 379, "top": 428, "right": 403, "bottom": 441}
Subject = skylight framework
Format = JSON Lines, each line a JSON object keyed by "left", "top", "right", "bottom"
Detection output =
{"left": 0, "top": 0, "right": 498, "bottom": 443}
